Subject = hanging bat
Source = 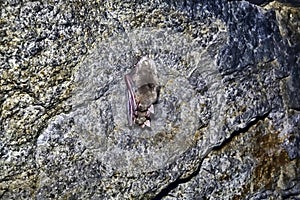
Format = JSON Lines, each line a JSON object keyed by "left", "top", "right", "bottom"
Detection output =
{"left": 124, "top": 57, "right": 160, "bottom": 128}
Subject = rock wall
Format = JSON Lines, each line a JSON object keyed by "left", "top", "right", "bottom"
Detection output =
{"left": 1, "top": 0, "right": 299, "bottom": 199}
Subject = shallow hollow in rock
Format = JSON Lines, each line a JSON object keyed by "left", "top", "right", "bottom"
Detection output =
{"left": 38, "top": 24, "right": 228, "bottom": 175}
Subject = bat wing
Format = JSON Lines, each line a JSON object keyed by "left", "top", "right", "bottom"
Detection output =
{"left": 124, "top": 74, "right": 137, "bottom": 126}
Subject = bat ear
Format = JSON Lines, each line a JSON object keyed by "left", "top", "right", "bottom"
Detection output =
{"left": 144, "top": 120, "right": 151, "bottom": 127}
{"left": 148, "top": 104, "right": 154, "bottom": 114}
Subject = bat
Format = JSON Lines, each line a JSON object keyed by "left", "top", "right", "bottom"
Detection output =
{"left": 124, "top": 57, "right": 159, "bottom": 128}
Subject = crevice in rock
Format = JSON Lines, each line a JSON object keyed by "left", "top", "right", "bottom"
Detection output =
{"left": 152, "top": 158, "right": 205, "bottom": 200}
{"left": 152, "top": 110, "right": 271, "bottom": 199}
{"left": 213, "top": 109, "right": 271, "bottom": 151}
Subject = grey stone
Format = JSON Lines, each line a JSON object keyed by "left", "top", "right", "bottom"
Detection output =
{"left": 1, "top": 0, "right": 299, "bottom": 199}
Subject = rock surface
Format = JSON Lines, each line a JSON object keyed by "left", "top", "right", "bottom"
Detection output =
{"left": 1, "top": 0, "right": 299, "bottom": 199}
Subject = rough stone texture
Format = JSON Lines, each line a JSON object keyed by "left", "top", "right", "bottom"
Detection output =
{"left": 0, "top": 0, "right": 299, "bottom": 199}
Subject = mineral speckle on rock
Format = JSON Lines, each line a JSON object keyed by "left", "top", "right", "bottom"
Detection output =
{"left": 1, "top": 0, "right": 300, "bottom": 199}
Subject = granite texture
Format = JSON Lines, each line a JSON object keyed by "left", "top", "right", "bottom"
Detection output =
{"left": 1, "top": 0, "right": 299, "bottom": 199}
